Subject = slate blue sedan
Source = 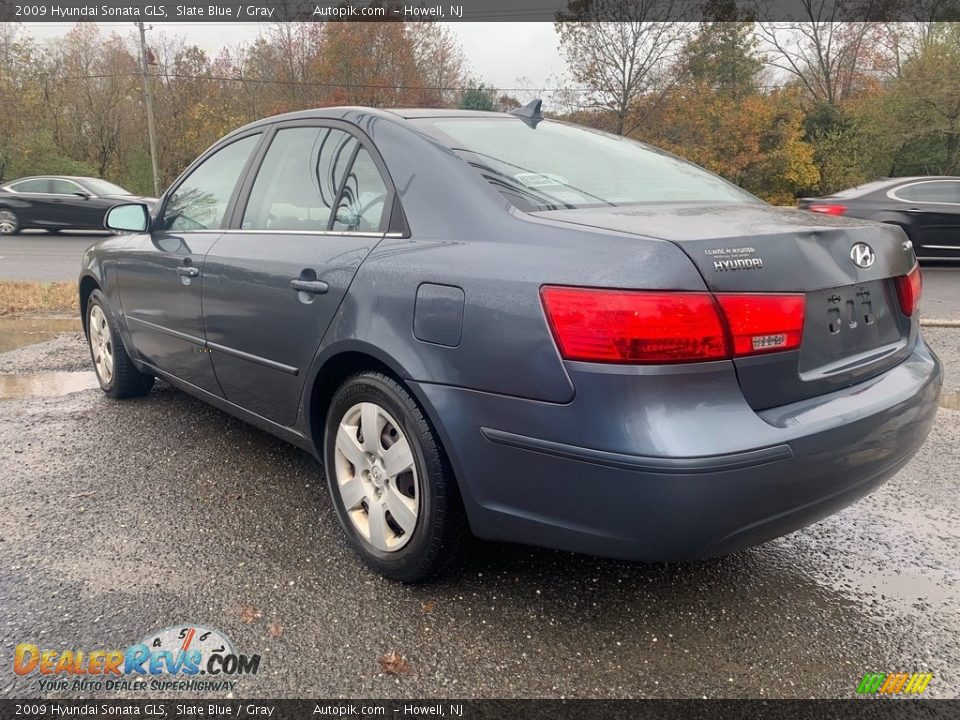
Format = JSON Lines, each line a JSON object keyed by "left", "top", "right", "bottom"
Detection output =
{"left": 80, "top": 102, "right": 941, "bottom": 581}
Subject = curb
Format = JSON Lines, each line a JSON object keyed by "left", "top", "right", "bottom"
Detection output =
{"left": 921, "top": 319, "right": 960, "bottom": 328}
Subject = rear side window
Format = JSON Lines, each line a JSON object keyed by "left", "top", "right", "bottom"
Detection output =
{"left": 163, "top": 134, "right": 261, "bottom": 231}
{"left": 9, "top": 178, "right": 50, "bottom": 193}
{"left": 242, "top": 127, "right": 359, "bottom": 231}
{"left": 332, "top": 148, "right": 389, "bottom": 232}
{"left": 417, "top": 118, "right": 758, "bottom": 211}
{"left": 893, "top": 181, "right": 960, "bottom": 204}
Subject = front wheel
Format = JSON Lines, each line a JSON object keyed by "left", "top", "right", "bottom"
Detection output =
{"left": 324, "top": 372, "right": 467, "bottom": 582}
{"left": 86, "top": 289, "right": 154, "bottom": 398}
{"left": 0, "top": 209, "right": 18, "bottom": 234}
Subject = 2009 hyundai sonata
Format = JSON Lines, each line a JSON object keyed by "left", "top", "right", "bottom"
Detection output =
{"left": 80, "top": 101, "right": 942, "bottom": 581}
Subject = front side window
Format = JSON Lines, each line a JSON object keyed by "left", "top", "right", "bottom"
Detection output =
{"left": 415, "top": 118, "right": 759, "bottom": 211}
{"left": 332, "top": 148, "right": 389, "bottom": 232}
{"left": 894, "top": 181, "right": 960, "bottom": 204}
{"left": 163, "top": 134, "right": 261, "bottom": 231}
{"left": 242, "top": 127, "right": 359, "bottom": 231}
{"left": 9, "top": 178, "right": 50, "bottom": 193}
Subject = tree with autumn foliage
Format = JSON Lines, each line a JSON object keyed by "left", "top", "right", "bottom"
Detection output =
{"left": 636, "top": 21, "right": 818, "bottom": 204}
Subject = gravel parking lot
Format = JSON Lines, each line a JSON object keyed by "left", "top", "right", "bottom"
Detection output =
{"left": 0, "top": 326, "right": 957, "bottom": 699}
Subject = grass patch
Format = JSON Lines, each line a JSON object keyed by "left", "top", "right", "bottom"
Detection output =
{"left": 0, "top": 281, "right": 78, "bottom": 315}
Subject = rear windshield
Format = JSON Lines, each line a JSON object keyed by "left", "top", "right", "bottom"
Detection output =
{"left": 415, "top": 117, "right": 758, "bottom": 211}
{"left": 83, "top": 179, "right": 131, "bottom": 196}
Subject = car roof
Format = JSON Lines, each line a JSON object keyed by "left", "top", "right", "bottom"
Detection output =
{"left": 228, "top": 106, "right": 525, "bottom": 137}
{"left": 385, "top": 109, "right": 518, "bottom": 120}
{"left": 5, "top": 175, "right": 95, "bottom": 182}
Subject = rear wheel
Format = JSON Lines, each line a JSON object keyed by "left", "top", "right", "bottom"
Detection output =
{"left": 0, "top": 209, "right": 18, "bottom": 235}
{"left": 86, "top": 289, "right": 154, "bottom": 398}
{"left": 324, "top": 372, "right": 466, "bottom": 582}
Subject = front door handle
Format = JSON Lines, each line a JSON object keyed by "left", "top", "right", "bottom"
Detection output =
{"left": 290, "top": 279, "right": 329, "bottom": 294}
{"left": 176, "top": 266, "right": 200, "bottom": 277}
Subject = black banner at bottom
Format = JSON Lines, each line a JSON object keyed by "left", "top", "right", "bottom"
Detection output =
{"left": 2, "top": 700, "right": 958, "bottom": 720}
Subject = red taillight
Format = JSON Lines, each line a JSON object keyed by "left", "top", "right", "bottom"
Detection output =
{"left": 714, "top": 293, "right": 805, "bottom": 356}
{"left": 807, "top": 203, "right": 847, "bottom": 216}
{"left": 541, "top": 287, "right": 806, "bottom": 364}
{"left": 540, "top": 287, "right": 728, "bottom": 363}
{"left": 895, "top": 264, "right": 922, "bottom": 316}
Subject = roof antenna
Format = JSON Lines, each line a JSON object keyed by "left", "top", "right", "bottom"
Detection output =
{"left": 510, "top": 98, "right": 544, "bottom": 127}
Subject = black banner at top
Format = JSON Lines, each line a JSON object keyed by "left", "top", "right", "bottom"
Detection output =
{"left": 1, "top": 0, "right": 959, "bottom": 23}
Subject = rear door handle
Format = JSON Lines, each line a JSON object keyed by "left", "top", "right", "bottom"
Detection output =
{"left": 290, "top": 279, "right": 329, "bottom": 294}
{"left": 176, "top": 266, "right": 200, "bottom": 277}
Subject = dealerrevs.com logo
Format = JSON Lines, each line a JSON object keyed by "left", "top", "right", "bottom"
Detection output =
{"left": 856, "top": 672, "right": 933, "bottom": 695}
{"left": 14, "top": 624, "right": 261, "bottom": 693}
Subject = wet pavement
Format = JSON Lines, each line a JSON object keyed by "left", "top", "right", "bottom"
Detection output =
{"left": 0, "top": 324, "right": 957, "bottom": 699}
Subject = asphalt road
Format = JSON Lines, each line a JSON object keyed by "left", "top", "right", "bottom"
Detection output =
{"left": 0, "top": 231, "right": 108, "bottom": 282}
{"left": 0, "top": 326, "right": 957, "bottom": 699}
{"left": 1, "top": 232, "right": 957, "bottom": 321}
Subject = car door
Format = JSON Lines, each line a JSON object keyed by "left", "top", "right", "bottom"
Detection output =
{"left": 201, "top": 121, "right": 394, "bottom": 426}
{"left": 47, "top": 178, "right": 103, "bottom": 229}
{"left": 891, "top": 180, "right": 960, "bottom": 258}
{"left": 116, "top": 132, "right": 264, "bottom": 395}
{"left": 4, "top": 178, "right": 52, "bottom": 226}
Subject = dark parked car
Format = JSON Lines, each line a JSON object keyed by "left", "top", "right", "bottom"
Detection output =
{"left": 0, "top": 175, "right": 156, "bottom": 235}
{"left": 799, "top": 177, "right": 960, "bottom": 260}
{"left": 79, "top": 103, "right": 941, "bottom": 581}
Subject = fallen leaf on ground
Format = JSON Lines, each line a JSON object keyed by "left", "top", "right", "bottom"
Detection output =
{"left": 420, "top": 601, "right": 437, "bottom": 614}
{"left": 237, "top": 605, "right": 262, "bottom": 624}
{"left": 267, "top": 622, "right": 284, "bottom": 637}
{"left": 378, "top": 651, "right": 413, "bottom": 676}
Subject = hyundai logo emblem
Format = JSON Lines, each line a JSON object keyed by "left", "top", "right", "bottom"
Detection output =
{"left": 850, "top": 243, "right": 876, "bottom": 269}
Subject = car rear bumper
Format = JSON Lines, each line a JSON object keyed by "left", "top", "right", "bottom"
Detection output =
{"left": 410, "top": 336, "right": 942, "bottom": 561}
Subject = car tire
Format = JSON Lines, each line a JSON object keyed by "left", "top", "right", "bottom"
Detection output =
{"left": 86, "top": 289, "right": 154, "bottom": 399}
{"left": 0, "top": 209, "right": 18, "bottom": 235}
{"left": 324, "top": 371, "right": 467, "bottom": 582}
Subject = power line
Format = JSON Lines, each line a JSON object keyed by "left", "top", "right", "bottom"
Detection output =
{"left": 22, "top": 69, "right": 957, "bottom": 95}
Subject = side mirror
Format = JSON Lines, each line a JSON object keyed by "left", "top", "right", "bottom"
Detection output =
{"left": 105, "top": 203, "right": 150, "bottom": 233}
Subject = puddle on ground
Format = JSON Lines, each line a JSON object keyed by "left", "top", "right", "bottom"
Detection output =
{"left": 0, "top": 317, "right": 81, "bottom": 353}
{"left": 940, "top": 391, "right": 960, "bottom": 411}
{"left": 0, "top": 372, "right": 99, "bottom": 399}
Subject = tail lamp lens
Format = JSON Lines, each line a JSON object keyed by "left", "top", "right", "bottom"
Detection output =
{"left": 541, "top": 287, "right": 806, "bottom": 364}
{"left": 714, "top": 294, "right": 806, "bottom": 356}
{"left": 894, "top": 264, "right": 922, "bottom": 316}
{"left": 807, "top": 203, "right": 847, "bottom": 216}
{"left": 539, "top": 287, "right": 728, "bottom": 363}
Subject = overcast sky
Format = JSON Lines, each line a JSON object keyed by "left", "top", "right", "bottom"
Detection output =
{"left": 19, "top": 22, "right": 568, "bottom": 95}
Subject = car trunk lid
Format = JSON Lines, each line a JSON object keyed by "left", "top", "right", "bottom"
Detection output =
{"left": 532, "top": 202, "right": 919, "bottom": 409}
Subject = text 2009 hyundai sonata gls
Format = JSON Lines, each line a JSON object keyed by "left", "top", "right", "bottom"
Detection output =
{"left": 80, "top": 102, "right": 942, "bottom": 581}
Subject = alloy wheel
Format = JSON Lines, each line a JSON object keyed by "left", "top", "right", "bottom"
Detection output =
{"left": 88, "top": 304, "right": 115, "bottom": 385}
{"left": 0, "top": 210, "right": 17, "bottom": 234}
{"left": 334, "top": 401, "right": 419, "bottom": 552}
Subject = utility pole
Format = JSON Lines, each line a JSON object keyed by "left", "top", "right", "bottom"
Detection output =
{"left": 136, "top": 21, "right": 160, "bottom": 197}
